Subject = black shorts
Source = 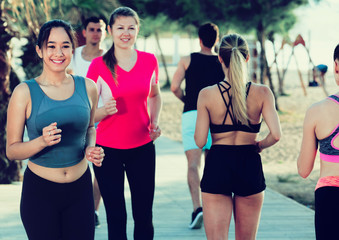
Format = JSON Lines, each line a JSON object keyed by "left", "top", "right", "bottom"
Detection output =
{"left": 201, "top": 144, "right": 266, "bottom": 196}
{"left": 315, "top": 186, "right": 339, "bottom": 240}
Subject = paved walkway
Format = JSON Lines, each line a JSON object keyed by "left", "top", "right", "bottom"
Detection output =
{"left": 0, "top": 136, "right": 315, "bottom": 239}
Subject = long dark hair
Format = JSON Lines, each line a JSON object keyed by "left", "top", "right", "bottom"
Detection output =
{"left": 103, "top": 7, "right": 140, "bottom": 84}
{"left": 37, "top": 19, "right": 76, "bottom": 51}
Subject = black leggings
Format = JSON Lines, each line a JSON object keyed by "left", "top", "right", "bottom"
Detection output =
{"left": 94, "top": 141, "right": 155, "bottom": 240}
{"left": 315, "top": 186, "right": 339, "bottom": 240}
{"left": 20, "top": 167, "right": 95, "bottom": 240}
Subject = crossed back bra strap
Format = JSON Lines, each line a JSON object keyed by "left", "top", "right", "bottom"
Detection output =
{"left": 217, "top": 81, "right": 252, "bottom": 125}
{"left": 217, "top": 80, "right": 235, "bottom": 125}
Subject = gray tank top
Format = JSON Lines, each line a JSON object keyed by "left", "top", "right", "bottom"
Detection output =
{"left": 25, "top": 75, "right": 91, "bottom": 168}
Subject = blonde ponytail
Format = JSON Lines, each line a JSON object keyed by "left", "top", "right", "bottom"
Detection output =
{"left": 219, "top": 34, "right": 250, "bottom": 126}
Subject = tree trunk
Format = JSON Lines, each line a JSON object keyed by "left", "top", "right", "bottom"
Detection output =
{"left": 269, "top": 39, "right": 285, "bottom": 96}
{"left": 154, "top": 30, "right": 170, "bottom": 89}
{"left": 0, "top": 1, "right": 22, "bottom": 183}
{"left": 257, "top": 24, "right": 279, "bottom": 110}
{"left": 264, "top": 56, "right": 279, "bottom": 111}
{"left": 257, "top": 24, "right": 266, "bottom": 85}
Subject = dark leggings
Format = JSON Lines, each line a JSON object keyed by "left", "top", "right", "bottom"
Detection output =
{"left": 94, "top": 141, "right": 155, "bottom": 240}
{"left": 20, "top": 167, "right": 95, "bottom": 240}
{"left": 315, "top": 186, "right": 339, "bottom": 240}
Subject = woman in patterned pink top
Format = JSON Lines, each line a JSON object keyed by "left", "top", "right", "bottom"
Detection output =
{"left": 298, "top": 44, "right": 339, "bottom": 239}
{"left": 86, "top": 7, "right": 162, "bottom": 240}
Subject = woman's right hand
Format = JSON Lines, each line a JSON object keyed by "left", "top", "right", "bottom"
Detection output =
{"left": 104, "top": 97, "right": 118, "bottom": 116}
{"left": 42, "top": 122, "right": 62, "bottom": 146}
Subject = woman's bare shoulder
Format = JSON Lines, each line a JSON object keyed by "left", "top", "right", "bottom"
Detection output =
{"left": 249, "top": 82, "right": 271, "bottom": 94}
{"left": 200, "top": 84, "right": 219, "bottom": 96}
{"left": 12, "top": 82, "right": 31, "bottom": 98}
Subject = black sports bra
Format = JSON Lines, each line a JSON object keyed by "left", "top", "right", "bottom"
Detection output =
{"left": 210, "top": 81, "right": 261, "bottom": 134}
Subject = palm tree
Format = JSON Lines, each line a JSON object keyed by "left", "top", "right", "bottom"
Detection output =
{"left": 0, "top": 0, "right": 22, "bottom": 183}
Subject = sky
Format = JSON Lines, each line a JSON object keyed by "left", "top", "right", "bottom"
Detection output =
{"left": 274, "top": 0, "right": 339, "bottom": 71}
{"left": 138, "top": 0, "right": 339, "bottom": 72}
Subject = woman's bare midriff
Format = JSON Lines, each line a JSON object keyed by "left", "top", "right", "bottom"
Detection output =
{"left": 320, "top": 160, "right": 339, "bottom": 178}
{"left": 27, "top": 158, "right": 88, "bottom": 183}
{"left": 211, "top": 131, "right": 257, "bottom": 146}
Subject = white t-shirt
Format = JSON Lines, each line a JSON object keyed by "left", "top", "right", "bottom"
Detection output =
{"left": 69, "top": 46, "right": 92, "bottom": 77}
{"left": 70, "top": 45, "right": 106, "bottom": 114}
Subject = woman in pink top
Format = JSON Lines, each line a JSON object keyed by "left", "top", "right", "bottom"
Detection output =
{"left": 298, "top": 44, "right": 339, "bottom": 239}
{"left": 87, "top": 7, "right": 161, "bottom": 240}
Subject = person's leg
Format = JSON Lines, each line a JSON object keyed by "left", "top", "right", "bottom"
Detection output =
{"left": 233, "top": 192, "right": 264, "bottom": 240}
{"left": 315, "top": 186, "right": 339, "bottom": 240}
{"left": 185, "top": 148, "right": 203, "bottom": 211}
{"left": 93, "top": 176, "right": 101, "bottom": 227}
{"left": 61, "top": 167, "right": 95, "bottom": 240}
{"left": 125, "top": 142, "right": 155, "bottom": 240}
{"left": 94, "top": 146, "right": 128, "bottom": 240}
{"left": 202, "top": 192, "right": 233, "bottom": 240}
{"left": 20, "top": 168, "right": 61, "bottom": 240}
{"left": 319, "top": 72, "right": 326, "bottom": 86}
{"left": 93, "top": 177, "right": 101, "bottom": 211}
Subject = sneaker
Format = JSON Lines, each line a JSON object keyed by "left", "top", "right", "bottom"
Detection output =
{"left": 95, "top": 212, "right": 101, "bottom": 228}
{"left": 189, "top": 207, "right": 203, "bottom": 229}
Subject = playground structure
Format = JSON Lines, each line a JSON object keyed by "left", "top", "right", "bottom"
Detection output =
{"left": 269, "top": 34, "right": 329, "bottom": 96}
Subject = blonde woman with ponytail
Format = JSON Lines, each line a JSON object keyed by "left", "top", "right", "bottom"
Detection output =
{"left": 195, "top": 33, "right": 281, "bottom": 239}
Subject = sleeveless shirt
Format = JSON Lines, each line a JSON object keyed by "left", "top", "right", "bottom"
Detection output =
{"left": 184, "top": 53, "right": 224, "bottom": 113}
{"left": 25, "top": 76, "right": 91, "bottom": 168}
{"left": 319, "top": 95, "right": 339, "bottom": 162}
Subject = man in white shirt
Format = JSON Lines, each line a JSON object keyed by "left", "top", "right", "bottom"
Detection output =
{"left": 69, "top": 16, "right": 106, "bottom": 76}
{"left": 68, "top": 16, "right": 106, "bottom": 228}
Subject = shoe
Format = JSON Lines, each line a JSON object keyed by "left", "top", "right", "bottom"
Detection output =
{"left": 95, "top": 212, "right": 101, "bottom": 228}
{"left": 189, "top": 207, "right": 203, "bottom": 229}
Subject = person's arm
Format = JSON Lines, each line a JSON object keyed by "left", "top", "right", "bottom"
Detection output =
{"left": 84, "top": 78, "right": 104, "bottom": 167}
{"left": 256, "top": 85, "right": 281, "bottom": 152}
{"left": 170, "top": 56, "right": 188, "bottom": 102}
{"left": 94, "top": 97, "right": 117, "bottom": 123}
{"left": 87, "top": 62, "right": 117, "bottom": 123}
{"left": 297, "top": 106, "right": 318, "bottom": 178}
{"left": 149, "top": 76, "right": 162, "bottom": 141}
{"left": 194, "top": 88, "right": 210, "bottom": 148}
{"left": 6, "top": 84, "right": 62, "bottom": 160}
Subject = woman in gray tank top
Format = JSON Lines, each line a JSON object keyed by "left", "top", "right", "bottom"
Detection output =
{"left": 6, "top": 19, "right": 104, "bottom": 240}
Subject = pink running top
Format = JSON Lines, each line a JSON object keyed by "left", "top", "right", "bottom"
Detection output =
{"left": 87, "top": 50, "right": 159, "bottom": 149}
{"left": 319, "top": 95, "right": 339, "bottom": 162}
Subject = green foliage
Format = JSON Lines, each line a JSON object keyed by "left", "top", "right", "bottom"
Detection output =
{"left": 21, "top": 37, "right": 43, "bottom": 80}
{"left": 0, "top": 0, "right": 22, "bottom": 184}
{"left": 57, "top": 0, "right": 119, "bottom": 25}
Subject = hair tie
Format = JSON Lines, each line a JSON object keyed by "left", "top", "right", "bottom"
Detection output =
{"left": 232, "top": 47, "right": 237, "bottom": 51}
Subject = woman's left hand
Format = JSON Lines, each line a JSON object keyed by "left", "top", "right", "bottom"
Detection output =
{"left": 86, "top": 146, "right": 105, "bottom": 167}
{"left": 149, "top": 123, "right": 161, "bottom": 141}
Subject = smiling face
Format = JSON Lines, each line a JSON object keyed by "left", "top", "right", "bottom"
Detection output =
{"left": 108, "top": 16, "right": 139, "bottom": 50}
{"left": 36, "top": 27, "right": 73, "bottom": 73}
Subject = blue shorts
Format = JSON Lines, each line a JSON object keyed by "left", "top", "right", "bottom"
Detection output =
{"left": 181, "top": 110, "right": 212, "bottom": 151}
{"left": 316, "top": 64, "right": 328, "bottom": 73}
